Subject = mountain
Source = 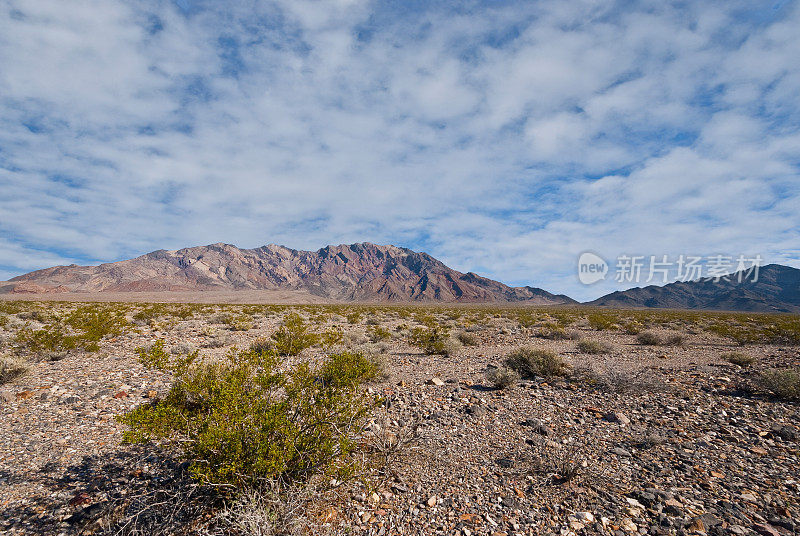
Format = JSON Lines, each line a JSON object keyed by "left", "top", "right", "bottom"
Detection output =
{"left": 0, "top": 242, "right": 576, "bottom": 304}
{"left": 588, "top": 264, "right": 800, "bottom": 312}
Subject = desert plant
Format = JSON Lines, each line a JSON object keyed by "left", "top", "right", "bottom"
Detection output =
{"left": 409, "top": 326, "right": 451, "bottom": 355}
{"left": 636, "top": 331, "right": 662, "bottom": 346}
{"left": 722, "top": 351, "right": 755, "bottom": 366}
{"left": 119, "top": 347, "right": 379, "bottom": 489}
{"left": 576, "top": 339, "right": 613, "bottom": 354}
{"left": 760, "top": 368, "right": 800, "bottom": 400}
{"left": 456, "top": 331, "right": 478, "bottom": 346}
{"left": 485, "top": 366, "right": 519, "bottom": 389}
{"left": 0, "top": 355, "right": 29, "bottom": 384}
{"left": 586, "top": 313, "right": 616, "bottom": 331}
{"left": 504, "top": 347, "right": 568, "bottom": 378}
{"left": 367, "top": 325, "right": 391, "bottom": 343}
{"left": 270, "top": 313, "right": 320, "bottom": 356}
{"left": 663, "top": 333, "right": 686, "bottom": 346}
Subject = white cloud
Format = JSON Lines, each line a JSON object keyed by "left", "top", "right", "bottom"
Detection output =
{"left": 0, "top": 0, "right": 798, "bottom": 301}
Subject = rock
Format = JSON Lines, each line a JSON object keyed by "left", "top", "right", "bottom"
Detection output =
{"left": 145, "top": 390, "right": 158, "bottom": 399}
{"left": 466, "top": 405, "right": 486, "bottom": 418}
{"left": 605, "top": 412, "right": 631, "bottom": 425}
{"left": 521, "top": 418, "right": 552, "bottom": 435}
{"left": 770, "top": 424, "right": 796, "bottom": 441}
{"left": 495, "top": 458, "right": 514, "bottom": 468}
{"left": 427, "top": 495, "right": 437, "bottom": 507}
{"left": 15, "top": 390, "right": 35, "bottom": 400}
{"left": 728, "top": 525, "right": 747, "bottom": 535}
{"left": 612, "top": 447, "right": 633, "bottom": 457}
{"left": 0, "top": 389, "right": 13, "bottom": 403}
{"left": 686, "top": 516, "right": 706, "bottom": 534}
{"left": 113, "top": 391, "right": 128, "bottom": 399}
{"left": 426, "top": 378, "right": 445, "bottom": 386}
{"left": 752, "top": 523, "right": 782, "bottom": 536}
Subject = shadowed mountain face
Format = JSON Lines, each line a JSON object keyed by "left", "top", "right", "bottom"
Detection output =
{"left": 2, "top": 243, "right": 576, "bottom": 304}
{"left": 588, "top": 264, "right": 800, "bottom": 312}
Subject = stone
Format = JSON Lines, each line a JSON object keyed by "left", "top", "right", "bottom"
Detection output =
{"left": 752, "top": 523, "right": 782, "bottom": 536}
{"left": 0, "top": 389, "right": 13, "bottom": 403}
{"left": 612, "top": 447, "right": 633, "bottom": 457}
{"left": 426, "top": 378, "right": 445, "bottom": 386}
{"left": 427, "top": 495, "right": 437, "bottom": 507}
{"left": 605, "top": 412, "right": 631, "bottom": 425}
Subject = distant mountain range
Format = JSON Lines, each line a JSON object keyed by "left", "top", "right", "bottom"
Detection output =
{"left": 1, "top": 243, "right": 798, "bottom": 312}
{"left": 0, "top": 243, "right": 574, "bottom": 304}
{"left": 587, "top": 264, "right": 800, "bottom": 313}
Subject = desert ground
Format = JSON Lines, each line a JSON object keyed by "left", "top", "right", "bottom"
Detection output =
{"left": 0, "top": 301, "right": 798, "bottom": 536}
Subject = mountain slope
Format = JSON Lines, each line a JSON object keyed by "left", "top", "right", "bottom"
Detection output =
{"left": 2, "top": 242, "right": 576, "bottom": 304}
{"left": 588, "top": 264, "right": 800, "bottom": 312}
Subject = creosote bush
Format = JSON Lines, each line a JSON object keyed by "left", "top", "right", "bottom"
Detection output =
{"left": 409, "top": 325, "right": 451, "bottom": 355}
{"left": 119, "top": 345, "right": 379, "bottom": 489}
{"left": 759, "top": 368, "right": 800, "bottom": 400}
{"left": 270, "top": 313, "right": 320, "bottom": 356}
{"left": 504, "top": 347, "right": 568, "bottom": 378}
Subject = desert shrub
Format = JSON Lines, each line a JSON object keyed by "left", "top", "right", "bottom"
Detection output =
{"left": 14, "top": 325, "right": 79, "bottom": 355}
{"left": 572, "top": 366, "right": 662, "bottom": 394}
{"left": 119, "top": 348, "right": 379, "bottom": 489}
{"left": 535, "top": 322, "right": 570, "bottom": 340}
{"left": 504, "top": 347, "right": 568, "bottom": 378}
{"left": 409, "top": 326, "right": 451, "bottom": 355}
{"left": 485, "top": 366, "right": 519, "bottom": 389}
{"left": 170, "top": 342, "right": 197, "bottom": 355}
{"left": 636, "top": 331, "right": 662, "bottom": 346}
{"left": 760, "top": 368, "right": 800, "bottom": 400}
{"left": 65, "top": 305, "right": 129, "bottom": 343}
{"left": 0, "top": 314, "right": 9, "bottom": 329}
{"left": 345, "top": 311, "right": 362, "bottom": 324}
{"left": 226, "top": 314, "right": 254, "bottom": 332}
{"left": 441, "top": 338, "right": 462, "bottom": 357}
{"left": 622, "top": 321, "right": 644, "bottom": 335}
{"left": 577, "top": 339, "right": 612, "bottom": 354}
{"left": 320, "top": 327, "right": 343, "bottom": 348}
{"left": 367, "top": 325, "right": 391, "bottom": 343}
{"left": 248, "top": 338, "right": 273, "bottom": 355}
{"left": 456, "top": 331, "right": 478, "bottom": 346}
{"left": 663, "top": 333, "right": 686, "bottom": 346}
{"left": 587, "top": 313, "right": 616, "bottom": 331}
{"left": 722, "top": 351, "right": 755, "bottom": 366}
{"left": 270, "top": 313, "right": 320, "bottom": 356}
{"left": 0, "top": 355, "right": 29, "bottom": 384}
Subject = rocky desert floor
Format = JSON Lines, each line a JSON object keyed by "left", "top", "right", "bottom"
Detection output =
{"left": 0, "top": 302, "right": 798, "bottom": 536}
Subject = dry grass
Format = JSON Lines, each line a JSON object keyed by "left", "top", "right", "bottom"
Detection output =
{"left": 0, "top": 355, "right": 29, "bottom": 384}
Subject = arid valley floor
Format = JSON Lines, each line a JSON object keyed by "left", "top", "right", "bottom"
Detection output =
{"left": 1, "top": 301, "right": 798, "bottom": 536}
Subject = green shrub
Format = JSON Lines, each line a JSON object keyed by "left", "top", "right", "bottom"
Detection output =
{"left": 587, "top": 313, "right": 616, "bottom": 331}
{"left": 722, "top": 352, "right": 755, "bottom": 366}
{"left": 760, "top": 368, "right": 800, "bottom": 400}
{"left": 485, "top": 366, "right": 519, "bottom": 389}
{"left": 409, "top": 326, "right": 450, "bottom": 355}
{"left": 504, "top": 347, "right": 568, "bottom": 378}
{"left": 535, "top": 323, "right": 569, "bottom": 340}
{"left": 14, "top": 325, "right": 79, "bottom": 354}
{"left": 577, "top": 339, "right": 612, "bottom": 354}
{"left": 270, "top": 313, "right": 319, "bottom": 356}
{"left": 367, "top": 325, "right": 391, "bottom": 343}
{"left": 119, "top": 348, "right": 379, "bottom": 489}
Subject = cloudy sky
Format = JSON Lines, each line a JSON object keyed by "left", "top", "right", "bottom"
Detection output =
{"left": 1, "top": 0, "right": 799, "bottom": 300}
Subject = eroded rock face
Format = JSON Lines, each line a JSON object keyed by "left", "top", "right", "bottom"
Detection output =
{"left": 3, "top": 242, "right": 575, "bottom": 304}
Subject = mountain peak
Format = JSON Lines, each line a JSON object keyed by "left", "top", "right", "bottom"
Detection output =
{"left": 1, "top": 242, "right": 574, "bottom": 304}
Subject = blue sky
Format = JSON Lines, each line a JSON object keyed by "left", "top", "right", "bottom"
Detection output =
{"left": 1, "top": 0, "right": 799, "bottom": 301}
